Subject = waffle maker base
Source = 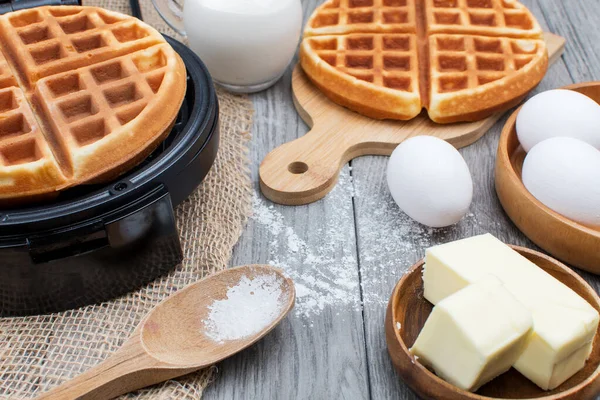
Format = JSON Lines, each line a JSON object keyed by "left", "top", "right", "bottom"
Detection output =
{"left": 0, "top": 36, "right": 219, "bottom": 316}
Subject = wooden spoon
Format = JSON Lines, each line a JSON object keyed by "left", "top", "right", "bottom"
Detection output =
{"left": 36, "top": 265, "right": 295, "bottom": 400}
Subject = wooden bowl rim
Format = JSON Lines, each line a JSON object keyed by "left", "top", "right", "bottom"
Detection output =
{"left": 498, "top": 82, "right": 600, "bottom": 239}
{"left": 389, "top": 245, "right": 600, "bottom": 400}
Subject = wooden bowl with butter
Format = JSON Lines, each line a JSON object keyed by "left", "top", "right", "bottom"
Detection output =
{"left": 385, "top": 246, "right": 600, "bottom": 400}
{"left": 495, "top": 82, "right": 600, "bottom": 274}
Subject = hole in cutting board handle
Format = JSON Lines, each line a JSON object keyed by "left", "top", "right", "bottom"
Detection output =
{"left": 288, "top": 161, "right": 308, "bottom": 174}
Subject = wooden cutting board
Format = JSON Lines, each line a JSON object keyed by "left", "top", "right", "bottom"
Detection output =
{"left": 259, "top": 32, "right": 566, "bottom": 206}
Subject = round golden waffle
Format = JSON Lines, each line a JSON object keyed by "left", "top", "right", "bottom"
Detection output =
{"left": 0, "top": 6, "right": 186, "bottom": 204}
{"left": 300, "top": 0, "right": 548, "bottom": 123}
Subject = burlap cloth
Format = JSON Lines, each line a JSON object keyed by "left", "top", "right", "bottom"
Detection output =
{"left": 0, "top": 1, "right": 254, "bottom": 398}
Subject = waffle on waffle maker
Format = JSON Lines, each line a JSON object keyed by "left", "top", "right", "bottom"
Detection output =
{"left": 0, "top": 0, "right": 219, "bottom": 316}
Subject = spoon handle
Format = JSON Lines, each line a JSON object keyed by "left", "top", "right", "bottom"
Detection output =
{"left": 36, "top": 335, "right": 196, "bottom": 400}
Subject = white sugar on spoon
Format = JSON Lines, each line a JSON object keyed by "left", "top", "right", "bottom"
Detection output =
{"left": 204, "top": 273, "right": 286, "bottom": 343}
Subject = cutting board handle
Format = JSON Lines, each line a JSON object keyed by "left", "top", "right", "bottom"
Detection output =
{"left": 259, "top": 117, "right": 358, "bottom": 206}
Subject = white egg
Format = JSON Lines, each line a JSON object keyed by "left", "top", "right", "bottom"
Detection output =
{"left": 386, "top": 136, "right": 473, "bottom": 228}
{"left": 516, "top": 89, "right": 600, "bottom": 152}
{"left": 522, "top": 137, "right": 600, "bottom": 227}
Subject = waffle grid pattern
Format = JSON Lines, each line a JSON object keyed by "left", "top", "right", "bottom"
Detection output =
{"left": 0, "top": 52, "right": 17, "bottom": 89}
{"left": 0, "top": 6, "right": 186, "bottom": 201}
{"left": 36, "top": 46, "right": 168, "bottom": 148}
{"left": 2, "top": 7, "right": 162, "bottom": 86}
{"left": 301, "top": 0, "right": 547, "bottom": 121}
{"left": 425, "top": 0, "right": 540, "bottom": 37}
{"left": 430, "top": 34, "right": 542, "bottom": 94}
{"left": 0, "top": 88, "right": 44, "bottom": 167}
{"left": 307, "top": 0, "right": 417, "bottom": 34}
{"left": 308, "top": 34, "right": 419, "bottom": 93}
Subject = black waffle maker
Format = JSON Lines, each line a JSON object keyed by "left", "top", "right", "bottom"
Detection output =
{"left": 0, "top": 1, "right": 219, "bottom": 316}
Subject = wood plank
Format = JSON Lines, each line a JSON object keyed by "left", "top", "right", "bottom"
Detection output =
{"left": 204, "top": 1, "right": 370, "bottom": 398}
{"left": 351, "top": 1, "right": 580, "bottom": 399}
{"left": 538, "top": 0, "right": 600, "bottom": 82}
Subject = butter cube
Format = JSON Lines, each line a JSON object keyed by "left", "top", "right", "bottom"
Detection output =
{"left": 423, "top": 234, "right": 599, "bottom": 390}
{"left": 410, "top": 276, "right": 533, "bottom": 392}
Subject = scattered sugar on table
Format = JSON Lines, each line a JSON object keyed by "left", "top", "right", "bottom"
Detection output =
{"left": 204, "top": 274, "right": 285, "bottom": 343}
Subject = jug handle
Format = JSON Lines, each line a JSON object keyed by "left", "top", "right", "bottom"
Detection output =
{"left": 151, "top": 0, "right": 186, "bottom": 36}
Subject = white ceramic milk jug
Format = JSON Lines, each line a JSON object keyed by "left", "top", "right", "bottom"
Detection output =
{"left": 153, "top": 0, "right": 303, "bottom": 93}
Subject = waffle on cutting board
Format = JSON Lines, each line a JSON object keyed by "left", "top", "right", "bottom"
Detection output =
{"left": 300, "top": 0, "right": 548, "bottom": 123}
{"left": 0, "top": 6, "right": 186, "bottom": 204}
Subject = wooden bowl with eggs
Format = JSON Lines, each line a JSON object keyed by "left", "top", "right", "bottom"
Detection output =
{"left": 385, "top": 246, "right": 600, "bottom": 400}
{"left": 495, "top": 82, "right": 600, "bottom": 274}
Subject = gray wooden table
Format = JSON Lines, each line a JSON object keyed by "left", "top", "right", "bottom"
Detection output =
{"left": 205, "top": 1, "right": 600, "bottom": 399}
